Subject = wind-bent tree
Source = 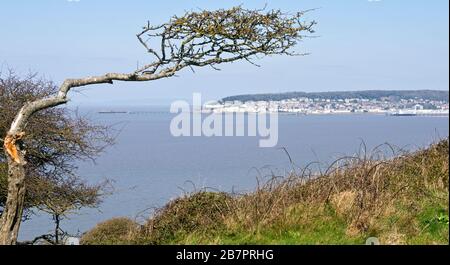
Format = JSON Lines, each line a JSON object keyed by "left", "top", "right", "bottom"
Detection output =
{"left": 0, "top": 6, "right": 315, "bottom": 244}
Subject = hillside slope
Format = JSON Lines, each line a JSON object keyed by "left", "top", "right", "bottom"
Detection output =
{"left": 82, "top": 139, "right": 449, "bottom": 245}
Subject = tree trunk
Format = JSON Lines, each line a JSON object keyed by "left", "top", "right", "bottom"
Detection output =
{"left": 54, "top": 214, "right": 60, "bottom": 245}
{"left": 0, "top": 135, "right": 27, "bottom": 245}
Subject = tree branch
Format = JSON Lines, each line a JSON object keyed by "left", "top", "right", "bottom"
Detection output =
{"left": 7, "top": 6, "right": 315, "bottom": 138}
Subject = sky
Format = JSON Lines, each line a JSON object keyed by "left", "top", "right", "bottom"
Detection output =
{"left": 0, "top": 0, "right": 448, "bottom": 106}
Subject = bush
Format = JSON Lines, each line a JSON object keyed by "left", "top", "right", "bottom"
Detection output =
{"left": 143, "top": 192, "right": 232, "bottom": 244}
{"left": 81, "top": 217, "right": 139, "bottom": 245}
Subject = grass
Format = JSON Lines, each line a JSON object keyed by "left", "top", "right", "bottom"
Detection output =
{"left": 81, "top": 139, "right": 449, "bottom": 245}
{"left": 182, "top": 205, "right": 364, "bottom": 245}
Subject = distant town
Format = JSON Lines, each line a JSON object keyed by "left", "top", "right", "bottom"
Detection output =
{"left": 204, "top": 90, "right": 450, "bottom": 116}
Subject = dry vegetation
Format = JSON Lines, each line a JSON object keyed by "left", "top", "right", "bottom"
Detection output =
{"left": 81, "top": 139, "right": 449, "bottom": 245}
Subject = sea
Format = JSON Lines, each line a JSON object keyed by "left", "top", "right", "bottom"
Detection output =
{"left": 18, "top": 106, "right": 449, "bottom": 241}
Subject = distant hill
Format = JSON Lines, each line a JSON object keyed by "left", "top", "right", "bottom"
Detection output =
{"left": 221, "top": 90, "right": 449, "bottom": 103}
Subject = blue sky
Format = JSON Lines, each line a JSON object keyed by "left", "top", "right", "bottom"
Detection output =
{"left": 0, "top": 0, "right": 448, "bottom": 106}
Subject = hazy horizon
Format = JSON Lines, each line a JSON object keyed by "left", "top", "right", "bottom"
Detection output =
{"left": 67, "top": 89, "right": 449, "bottom": 108}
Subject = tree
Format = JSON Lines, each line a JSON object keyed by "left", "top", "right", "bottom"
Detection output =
{"left": 0, "top": 6, "right": 315, "bottom": 244}
{"left": 1, "top": 168, "right": 107, "bottom": 245}
{"left": 0, "top": 71, "right": 113, "bottom": 244}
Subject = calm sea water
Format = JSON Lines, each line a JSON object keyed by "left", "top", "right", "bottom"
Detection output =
{"left": 18, "top": 107, "right": 449, "bottom": 240}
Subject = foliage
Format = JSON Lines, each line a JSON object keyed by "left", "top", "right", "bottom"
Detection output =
{"left": 81, "top": 218, "right": 140, "bottom": 245}
{"left": 142, "top": 192, "right": 232, "bottom": 244}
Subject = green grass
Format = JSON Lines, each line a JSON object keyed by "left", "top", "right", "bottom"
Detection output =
{"left": 409, "top": 201, "right": 449, "bottom": 244}
{"left": 170, "top": 204, "right": 364, "bottom": 245}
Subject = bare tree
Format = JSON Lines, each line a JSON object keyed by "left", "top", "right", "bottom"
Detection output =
{"left": 0, "top": 71, "right": 113, "bottom": 243}
{"left": 0, "top": 6, "right": 315, "bottom": 244}
{"left": 33, "top": 176, "right": 109, "bottom": 245}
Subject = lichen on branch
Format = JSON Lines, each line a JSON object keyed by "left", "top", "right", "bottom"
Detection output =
{"left": 136, "top": 6, "right": 316, "bottom": 74}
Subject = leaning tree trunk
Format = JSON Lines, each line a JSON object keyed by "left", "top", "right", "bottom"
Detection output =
{"left": 0, "top": 133, "right": 27, "bottom": 245}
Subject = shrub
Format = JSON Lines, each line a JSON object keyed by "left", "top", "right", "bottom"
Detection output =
{"left": 143, "top": 192, "right": 232, "bottom": 244}
{"left": 81, "top": 217, "right": 139, "bottom": 245}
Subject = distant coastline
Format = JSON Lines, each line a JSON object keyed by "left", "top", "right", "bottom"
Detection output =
{"left": 91, "top": 90, "right": 450, "bottom": 116}
{"left": 201, "top": 90, "right": 450, "bottom": 115}
{"left": 221, "top": 90, "right": 449, "bottom": 103}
